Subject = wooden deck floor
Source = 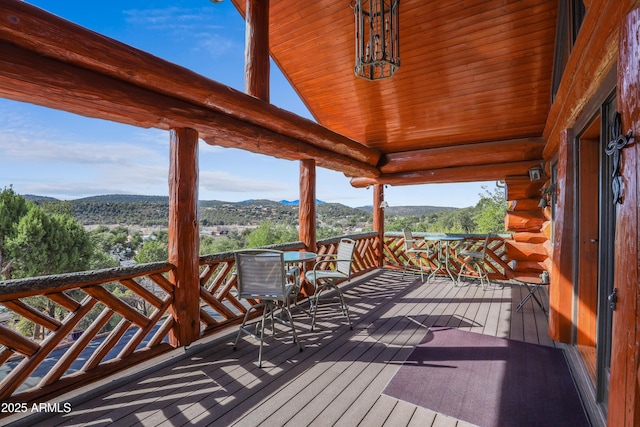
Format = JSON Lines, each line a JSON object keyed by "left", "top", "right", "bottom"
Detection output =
{"left": 10, "top": 269, "right": 553, "bottom": 427}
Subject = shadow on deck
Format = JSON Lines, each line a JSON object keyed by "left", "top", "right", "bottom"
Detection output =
{"left": 7, "top": 269, "right": 552, "bottom": 427}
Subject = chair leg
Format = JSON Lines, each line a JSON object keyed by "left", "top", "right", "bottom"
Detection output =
{"left": 404, "top": 256, "right": 430, "bottom": 283}
{"left": 310, "top": 283, "right": 352, "bottom": 330}
{"left": 281, "top": 306, "right": 303, "bottom": 352}
{"left": 473, "top": 262, "right": 490, "bottom": 290}
{"left": 310, "top": 286, "right": 324, "bottom": 331}
{"left": 335, "top": 287, "right": 353, "bottom": 329}
{"left": 257, "top": 302, "right": 271, "bottom": 368}
{"left": 457, "top": 260, "right": 468, "bottom": 285}
{"left": 234, "top": 302, "right": 262, "bottom": 349}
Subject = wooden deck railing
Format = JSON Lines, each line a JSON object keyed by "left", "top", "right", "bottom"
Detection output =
{"left": 382, "top": 232, "right": 514, "bottom": 281}
{"left": 0, "top": 262, "right": 176, "bottom": 403}
{"left": 0, "top": 232, "right": 379, "bottom": 405}
{"left": 0, "top": 231, "right": 510, "bottom": 406}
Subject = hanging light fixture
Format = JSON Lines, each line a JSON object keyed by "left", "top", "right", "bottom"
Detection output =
{"left": 353, "top": 0, "right": 400, "bottom": 80}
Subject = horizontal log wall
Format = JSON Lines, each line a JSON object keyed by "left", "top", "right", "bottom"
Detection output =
{"left": 504, "top": 177, "right": 548, "bottom": 280}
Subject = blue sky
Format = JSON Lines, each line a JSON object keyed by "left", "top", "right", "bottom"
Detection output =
{"left": 1, "top": 1, "right": 495, "bottom": 208}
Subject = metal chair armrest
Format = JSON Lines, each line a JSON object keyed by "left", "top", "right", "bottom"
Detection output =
{"left": 311, "top": 257, "right": 352, "bottom": 271}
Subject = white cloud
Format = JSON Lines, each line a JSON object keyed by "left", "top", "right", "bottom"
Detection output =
{"left": 0, "top": 132, "right": 166, "bottom": 166}
{"left": 199, "top": 170, "right": 289, "bottom": 194}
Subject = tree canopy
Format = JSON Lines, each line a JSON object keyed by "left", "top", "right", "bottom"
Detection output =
{"left": 1, "top": 188, "right": 94, "bottom": 279}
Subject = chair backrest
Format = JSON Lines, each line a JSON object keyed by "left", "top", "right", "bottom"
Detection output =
{"left": 480, "top": 233, "right": 492, "bottom": 256}
{"left": 335, "top": 238, "right": 356, "bottom": 276}
{"left": 234, "top": 250, "right": 286, "bottom": 300}
{"left": 402, "top": 228, "right": 415, "bottom": 250}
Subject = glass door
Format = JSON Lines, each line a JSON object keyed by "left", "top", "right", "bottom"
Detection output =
{"left": 595, "top": 94, "right": 617, "bottom": 413}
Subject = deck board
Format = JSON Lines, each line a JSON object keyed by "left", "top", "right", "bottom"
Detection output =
{"left": 11, "top": 270, "right": 554, "bottom": 427}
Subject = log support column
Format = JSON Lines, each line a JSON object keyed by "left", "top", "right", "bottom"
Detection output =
{"left": 299, "top": 159, "right": 316, "bottom": 295}
{"left": 245, "top": 0, "right": 270, "bottom": 101}
{"left": 168, "top": 127, "right": 200, "bottom": 346}
{"left": 373, "top": 184, "right": 385, "bottom": 267}
{"left": 608, "top": 8, "right": 640, "bottom": 426}
{"left": 299, "top": 159, "right": 317, "bottom": 253}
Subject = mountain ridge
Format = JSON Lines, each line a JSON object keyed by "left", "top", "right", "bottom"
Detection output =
{"left": 24, "top": 193, "right": 457, "bottom": 227}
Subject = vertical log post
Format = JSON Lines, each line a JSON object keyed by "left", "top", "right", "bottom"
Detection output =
{"left": 299, "top": 159, "right": 317, "bottom": 253}
{"left": 548, "top": 129, "right": 575, "bottom": 343}
{"left": 373, "top": 184, "right": 385, "bottom": 267}
{"left": 245, "top": 0, "right": 270, "bottom": 101}
{"left": 608, "top": 9, "right": 640, "bottom": 426}
{"left": 299, "top": 159, "right": 316, "bottom": 296}
{"left": 168, "top": 127, "right": 200, "bottom": 346}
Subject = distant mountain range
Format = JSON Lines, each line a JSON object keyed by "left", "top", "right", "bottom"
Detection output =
{"left": 279, "top": 199, "right": 325, "bottom": 205}
{"left": 25, "top": 194, "right": 326, "bottom": 206}
{"left": 23, "top": 194, "right": 456, "bottom": 227}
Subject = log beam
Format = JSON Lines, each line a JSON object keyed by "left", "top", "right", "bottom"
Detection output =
{"left": 504, "top": 177, "right": 545, "bottom": 201}
{"left": 508, "top": 199, "right": 542, "bottom": 211}
{"left": 0, "top": 42, "right": 379, "bottom": 179}
{"left": 350, "top": 160, "right": 541, "bottom": 188}
{"left": 505, "top": 210, "right": 545, "bottom": 233}
{"left": 0, "top": 1, "right": 380, "bottom": 167}
{"left": 505, "top": 241, "right": 548, "bottom": 262}
{"left": 379, "top": 138, "right": 544, "bottom": 174}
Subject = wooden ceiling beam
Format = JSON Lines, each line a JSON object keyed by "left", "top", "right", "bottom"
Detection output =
{"left": 0, "top": 1, "right": 381, "bottom": 167}
{"left": 0, "top": 42, "right": 379, "bottom": 179}
{"left": 350, "top": 160, "right": 542, "bottom": 188}
{"left": 379, "top": 138, "right": 545, "bottom": 174}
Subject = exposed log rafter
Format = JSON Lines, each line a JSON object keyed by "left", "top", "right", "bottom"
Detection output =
{"left": 350, "top": 160, "right": 543, "bottom": 188}
{"left": 378, "top": 138, "right": 545, "bottom": 174}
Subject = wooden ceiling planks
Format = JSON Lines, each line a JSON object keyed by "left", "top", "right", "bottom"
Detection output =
{"left": 233, "top": 0, "right": 557, "bottom": 185}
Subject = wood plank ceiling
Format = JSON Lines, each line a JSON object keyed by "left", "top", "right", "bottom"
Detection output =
{"left": 231, "top": 0, "right": 558, "bottom": 187}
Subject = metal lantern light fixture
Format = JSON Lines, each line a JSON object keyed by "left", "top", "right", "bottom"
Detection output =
{"left": 353, "top": 0, "right": 400, "bottom": 80}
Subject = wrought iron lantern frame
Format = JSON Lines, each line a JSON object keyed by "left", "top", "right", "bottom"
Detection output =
{"left": 353, "top": 0, "right": 400, "bottom": 80}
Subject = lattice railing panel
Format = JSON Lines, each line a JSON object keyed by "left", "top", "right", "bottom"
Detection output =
{"left": 0, "top": 263, "right": 174, "bottom": 401}
{"left": 383, "top": 233, "right": 513, "bottom": 281}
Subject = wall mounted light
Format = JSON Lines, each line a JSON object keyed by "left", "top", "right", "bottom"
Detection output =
{"left": 528, "top": 166, "right": 542, "bottom": 181}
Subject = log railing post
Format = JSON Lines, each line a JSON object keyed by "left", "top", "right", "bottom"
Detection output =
{"left": 168, "top": 127, "right": 200, "bottom": 346}
{"left": 245, "top": 0, "right": 270, "bottom": 101}
{"left": 373, "top": 184, "right": 385, "bottom": 267}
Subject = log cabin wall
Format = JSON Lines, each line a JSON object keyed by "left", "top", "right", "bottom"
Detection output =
{"left": 610, "top": 7, "right": 640, "bottom": 426}
{"left": 540, "top": 2, "right": 640, "bottom": 426}
{"left": 503, "top": 177, "right": 549, "bottom": 280}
